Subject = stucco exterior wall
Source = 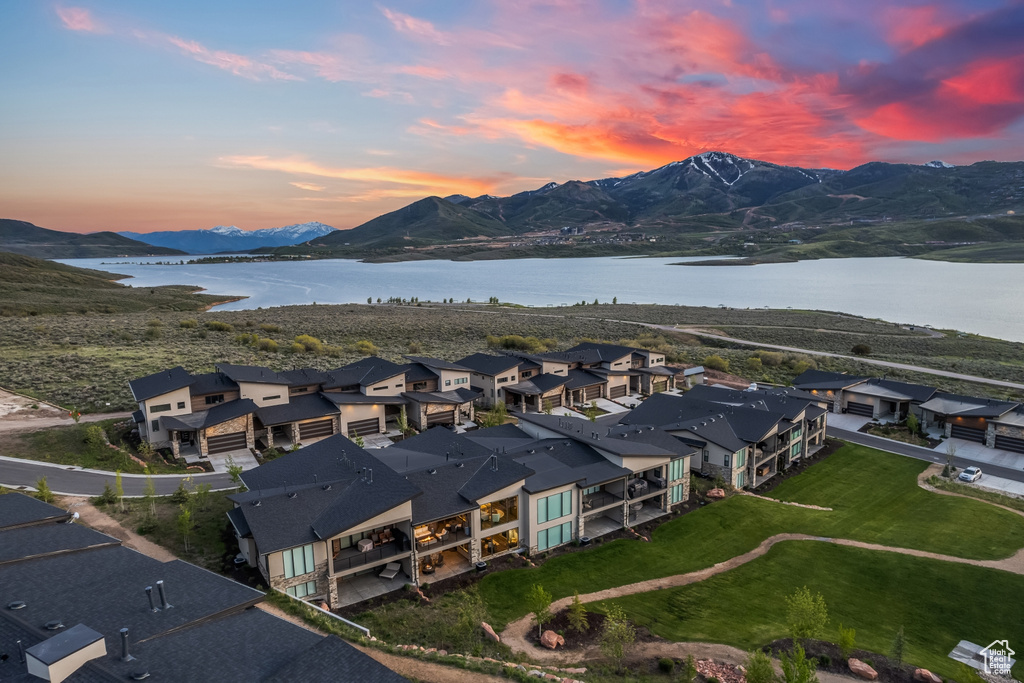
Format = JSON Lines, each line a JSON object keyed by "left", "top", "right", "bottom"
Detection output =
{"left": 238, "top": 381, "right": 289, "bottom": 406}
{"left": 143, "top": 386, "right": 193, "bottom": 446}
{"left": 338, "top": 403, "right": 385, "bottom": 434}
{"left": 361, "top": 374, "right": 406, "bottom": 396}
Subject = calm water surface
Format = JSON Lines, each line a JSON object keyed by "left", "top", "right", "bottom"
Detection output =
{"left": 59, "top": 256, "right": 1024, "bottom": 342}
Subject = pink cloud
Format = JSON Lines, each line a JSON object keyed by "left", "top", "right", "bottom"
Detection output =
{"left": 56, "top": 6, "right": 104, "bottom": 33}
{"left": 165, "top": 36, "right": 301, "bottom": 81}
{"left": 380, "top": 7, "right": 450, "bottom": 45}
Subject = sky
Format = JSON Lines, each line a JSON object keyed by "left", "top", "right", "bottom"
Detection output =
{"left": 2, "top": 1, "right": 1024, "bottom": 234}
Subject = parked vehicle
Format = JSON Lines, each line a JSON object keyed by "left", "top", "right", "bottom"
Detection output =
{"left": 959, "top": 466, "right": 982, "bottom": 483}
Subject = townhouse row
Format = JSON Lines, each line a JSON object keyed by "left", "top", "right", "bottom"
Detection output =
{"left": 224, "top": 384, "right": 827, "bottom": 609}
{"left": 127, "top": 342, "right": 704, "bottom": 461}
{"left": 792, "top": 370, "right": 1024, "bottom": 453}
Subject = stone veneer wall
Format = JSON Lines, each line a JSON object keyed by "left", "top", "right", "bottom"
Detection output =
{"left": 198, "top": 414, "right": 254, "bottom": 455}
{"left": 273, "top": 557, "right": 330, "bottom": 602}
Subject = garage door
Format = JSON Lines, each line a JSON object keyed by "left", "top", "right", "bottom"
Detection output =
{"left": 845, "top": 401, "right": 874, "bottom": 417}
{"left": 299, "top": 419, "right": 334, "bottom": 440}
{"left": 426, "top": 410, "right": 455, "bottom": 426}
{"left": 995, "top": 435, "right": 1024, "bottom": 454}
{"left": 584, "top": 385, "right": 602, "bottom": 400}
{"left": 348, "top": 417, "right": 381, "bottom": 437}
{"left": 652, "top": 380, "right": 668, "bottom": 393}
{"left": 950, "top": 425, "right": 986, "bottom": 443}
{"left": 543, "top": 394, "right": 562, "bottom": 409}
{"left": 609, "top": 384, "right": 627, "bottom": 399}
{"left": 207, "top": 431, "right": 247, "bottom": 454}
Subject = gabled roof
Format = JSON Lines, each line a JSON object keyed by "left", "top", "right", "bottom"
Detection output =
{"left": 403, "top": 356, "right": 473, "bottom": 372}
{"left": 465, "top": 424, "right": 537, "bottom": 452}
{"left": 918, "top": 393, "right": 1019, "bottom": 418}
{"left": 217, "top": 363, "right": 291, "bottom": 385}
{"left": 686, "top": 385, "right": 816, "bottom": 421}
{"left": 404, "top": 457, "right": 487, "bottom": 523}
{"left": 264, "top": 634, "right": 408, "bottom": 683}
{"left": 161, "top": 398, "right": 257, "bottom": 431}
{"left": 255, "top": 393, "right": 340, "bottom": 426}
{"left": 791, "top": 369, "right": 868, "bottom": 390}
{"left": 508, "top": 439, "right": 632, "bottom": 493}
{"left": 618, "top": 392, "right": 723, "bottom": 427}
{"left": 235, "top": 435, "right": 421, "bottom": 549}
{"left": 278, "top": 367, "right": 330, "bottom": 387}
{"left": 455, "top": 353, "right": 521, "bottom": 375}
{"left": 0, "top": 492, "right": 71, "bottom": 530}
{"left": 457, "top": 454, "right": 533, "bottom": 502}
{"left": 400, "top": 363, "right": 439, "bottom": 384}
{"left": 517, "top": 413, "right": 676, "bottom": 457}
{"left": 321, "top": 358, "right": 407, "bottom": 390}
{"left": 128, "top": 366, "right": 194, "bottom": 401}
{"left": 390, "top": 426, "right": 492, "bottom": 461}
{"left": 605, "top": 424, "right": 698, "bottom": 459}
{"left": 866, "top": 378, "right": 937, "bottom": 403}
{"left": 563, "top": 341, "right": 636, "bottom": 362}
{"left": 402, "top": 387, "right": 480, "bottom": 404}
{"left": 504, "top": 373, "right": 571, "bottom": 395}
{"left": 563, "top": 369, "right": 606, "bottom": 389}
{"left": 321, "top": 392, "right": 407, "bottom": 406}
{"left": 189, "top": 371, "right": 239, "bottom": 397}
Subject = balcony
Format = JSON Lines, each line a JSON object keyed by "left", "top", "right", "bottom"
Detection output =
{"left": 415, "top": 525, "right": 472, "bottom": 552}
{"left": 333, "top": 541, "right": 407, "bottom": 574}
{"left": 625, "top": 477, "right": 665, "bottom": 502}
{"left": 582, "top": 488, "right": 623, "bottom": 512}
{"left": 480, "top": 498, "right": 519, "bottom": 530}
{"left": 752, "top": 446, "right": 777, "bottom": 464}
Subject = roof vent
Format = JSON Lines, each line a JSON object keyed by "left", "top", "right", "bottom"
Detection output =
{"left": 456, "top": 462, "right": 465, "bottom": 468}
{"left": 131, "top": 672, "right": 151, "bottom": 681}
{"left": 547, "top": 445, "right": 554, "bottom": 451}
{"left": 45, "top": 620, "right": 64, "bottom": 631}
{"left": 287, "top": 492, "right": 297, "bottom": 499}
{"left": 322, "top": 484, "right": 332, "bottom": 490}
{"left": 528, "top": 449, "right": 535, "bottom": 454}
{"left": 252, "top": 500, "right": 261, "bottom": 507}
{"left": 8, "top": 601, "right": 26, "bottom": 610}
{"left": 428, "top": 469, "right": 437, "bottom": 475}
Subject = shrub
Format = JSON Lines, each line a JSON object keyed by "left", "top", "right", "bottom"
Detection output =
{"left": 485, "top": 334, "right": 555, "bottom": 353}
{"left": 906, "top": 412, "right": 919, "bottom": 435}
{"left": 94, "top": 481, "right": 117, "bottom": 505}
{"left": 851, "top": 343, "right": 872, "bottom": 356}
{"left": 757, "top": 350, "right": 784, "bottom": 366}
{"left": 658, "top": 657, "right": 676, "bottom": 674}
{"left": 294, "top": 334, "right": 324, "bottom": 354}
{"left": 288, "top": 342, "right": 305, "bottom": 354}
{"left": 35, "top": 476, "right": 54, "bottom": 503}
{"left": 350, "top": 339, "right": 379, "bottom": 356}
{"left": 235, "top": 332, "right": 259, "bottom": 346}
{"left": 703, "top": 354, "right": 729, "bottom": 372}
{"left": 256, "top": 337, "right": 278, "bottom": 352}
{"left": 84, "top": 424, "right": 106, "bottom": 453}
{"left": 146, "top": 318, "right": 163, "bottom": 327}
{"left": 838, "top": 623, "right": 856, "bottom": 659}
{"left": 259, "top": 323, "right": 281, "bottom": 333}
{"left": 745, "top": 356, "right": 763, "bottom": 373}
{"left": 819, "top": 654, "right": 832, "bottom": 668}
{"left": 206, "top": 321, "right": 234, "bottom": 332}
{"left": 144, "top": 327, "right": 162, "bottom": 340}
{"left": 745, "top": 649, "right": 775, "bottom": 683}
{"left": 179, "top": 319, "right": 198, "bottom": 328}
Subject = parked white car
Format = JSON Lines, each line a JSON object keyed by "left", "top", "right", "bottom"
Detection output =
{"left": 958, "top": 466, "right": 982, "bottom": 483}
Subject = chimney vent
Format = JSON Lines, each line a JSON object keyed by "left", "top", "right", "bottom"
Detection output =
{"left": 45, "top": 620, "right": 64, "bottom": 631}
{"left": 156, "top": 580, "right": 172, "bottom": 609}
{"left": 8, "top": 601, "right": 26, "bottom": 610}
{"left": 120, "top": 628, "right": 134, "bottom": 662}
{"left": 145, "top": 586, "right": 159, "bottom": 612}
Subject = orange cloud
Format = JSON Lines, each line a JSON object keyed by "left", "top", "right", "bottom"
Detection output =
{"left": 289, "top": 181, "right": 326, "bottom": 191}
{"left": 56, "top": 6, "right": 104, "bottom": 33}
{"left": 219, "top": 155, "right": 501, "bottom": 196}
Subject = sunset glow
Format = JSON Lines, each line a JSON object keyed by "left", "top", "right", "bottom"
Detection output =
{"left": 2, "top": 1, "right": 1023, "bottom": 233}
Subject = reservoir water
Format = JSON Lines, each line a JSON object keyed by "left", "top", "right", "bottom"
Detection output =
{"left": 59, "top": 256, "right": 1024, "bottom": 343}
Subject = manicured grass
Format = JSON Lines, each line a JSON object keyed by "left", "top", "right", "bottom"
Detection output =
{"left": 598, "top": 542, "right": 1024, "bottom": 680}
{"left": 478, "top": 444, "right": 1024, "bottom": 627}
{"left": 928, "top": 475, "right": 1024, "bottom": 514}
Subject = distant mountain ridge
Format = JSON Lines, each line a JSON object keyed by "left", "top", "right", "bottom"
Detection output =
{"left": 121, "top": 221, "right": 336, "bottom": 254}
{"left": 0, "top": 219, "right": 185, "bottom": 259}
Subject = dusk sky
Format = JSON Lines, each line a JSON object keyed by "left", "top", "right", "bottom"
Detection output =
{"left": 3, "top": 1, "right": 1024, "bottom": 234}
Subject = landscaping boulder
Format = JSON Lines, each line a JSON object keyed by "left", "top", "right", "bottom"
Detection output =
{"left": 481, "top": 622, "right": 500, "bottom": 642}
{"left": 540, "top": 630, "right": 565, "bottom": 649}
{"left": 914, "top": 669, "right": 942, "bottom": 683}
{"left": 848, "top": 658, "right": 878, "bottom": 680}
{"left": 707, "top": 488, "right": 727, "bottom": 499}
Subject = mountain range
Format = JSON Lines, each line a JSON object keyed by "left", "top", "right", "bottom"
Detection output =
{"left": 120, "top": 221, "right": 336, "bottom": 254}
{"left": 301, "top": 151, "right": 1024, "bottom": 252}
{"left": 0, "top": 219, "right": 185, "bottom": 259}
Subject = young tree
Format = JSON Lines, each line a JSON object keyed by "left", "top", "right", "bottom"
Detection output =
{"left": 367, "top": 296, "right": 372, "bottom": 304}
{"left": 837, "top": 623, "right": 856, "bottom": 660}
{"left": 567, "top": 591, "right": 589, "bottom": 633}
{"left": 680, "top": 654, "right": 698, "bottom": 683}
{"left": 944, "top": 441, "right": 957, "bottom": 478}
{"left": 35, "top": 476, "right": 55, "bottom": 503}
{"left": 905, "top": 412, "right": 919, "bottom": 435}
{"left": 396, "top": 405, "right": 410, "bottom": 435}
{"left": 543, "top": 398, "right": 553, "bottom": 415}
{"left": 177, "top": 505, "right": 192, "bottom": 552}
{"left": 114, "top": 470, "right": 125, "bottom": 512}
{"left": 143, "top": 470, "right": 157, "bottom": 517}
{"left": 779, "top": 643, "right": 819, "bottom": 683}
{"left": 194, "top": 482, "right": 211, "bottom": 512}
{"left": 354, "top": 434, "right": 365, "bottom": 448}
{"left": 745, "top": 649, "right": 777, "bottom": 683}
{"left": 785, "top": 586, "right": 829, "bottom": 644}
{"left": 225, "top": 455, "right": 245, "bottom": 491}
{"left": 890, "top": 625, "right": 906, "bottom": 667}
{"left": 612, "top": 296, "right": 618, "bottom": 304}
{"left": 526, "top": 584, "right": 553, "bottom": 638}
{"left": 586, "top": 400, "right": 600, "bottom": 422}
{"left": 600, "top": 605, "right": 637, "bottom": 672}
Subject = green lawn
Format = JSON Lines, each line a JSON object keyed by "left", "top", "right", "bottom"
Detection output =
{"left": 478, "top": 444, "right": 1024, "bottom": 627}
{"left": 598, "top": 542, "right": 1024, "bottom": 681}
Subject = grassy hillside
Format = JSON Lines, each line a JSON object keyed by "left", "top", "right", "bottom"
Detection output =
{"left": 0, "top": 219, "right": 186, "bottom": 258}
{"left": 0, "top": 251, "right": 229, "bottom": 316}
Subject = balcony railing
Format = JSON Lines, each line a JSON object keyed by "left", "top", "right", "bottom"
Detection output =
{"left": 582, "top": 489, "right": 623, "bottom": 512}
{"left": 625, "top": 478, "right": 664, "bottom": 501}
{"left": 332, "top": 541, "right": 405, "bottom": 574}
{"left": 415, "top": 526, "right": 472, "bottom": 551}
{"left": 752, "top": 447, "right": 777, "bottom": 463}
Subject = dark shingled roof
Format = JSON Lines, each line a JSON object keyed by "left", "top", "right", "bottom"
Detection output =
{"left": 217, "top": 363, "right": 291, "bottom": 385}
{"left": 161, "top": 398, "right": 257, "bottom": 431}
{"left": 321, "top": 358, "right": 407, "bottom": 390}
{"left": 517, "top": 413, "right": 676, "bottom": 457}
{"left": 618, "top": 392, "right": 722, "bottom": 427}
{"left": 457, "top": 455, "right": 533, "bottom": 502}
{"left": 686, "top": 385, "right": 819, "bottom": 421}
{"left": 264, "top": 633, "right": 408, "bottom": 683}
{"left": 465, "top": 424, "right": 536, "bottom": 452}
{"left": 321, "top": 392, "right": 407, "bottom": 406}
{"left": 391, "top": 426, "right": 492, "bottom": 460}
{"left": 401, "top": 362, "right": 439, "bottom": 384}
{"left": 278, "top": 367, "right": 330, "bottom": 387}
{"left": 563, "top": 341, "right": 636, "bottom": 362}
{"left": 402, "top": 388, "right": 480, "bottom": 404}
{"left": 868, "top": 378, "right": 937, "bottom": 403}
{"left": 235, "top": 435, "right": 420, "bottom": 550}
{"left": 508, "top": 439, "right": 631, "bottom": 493}
{"left": 504, "top": 373, "right": 571, "bottom": 395}
{"left": 404, "top": 458, "right": 488, "bottom": 523}
{"left": 0, "top": 492, "right": 71, "bottom": 530}
{"left": 189, "top": 371, "right": 239, "bottom": 397}
{"left": 455, "top": 353, "right": 521, "bottom": 375}
{"left": 132, "top": 409, "right": 144, "bottom": 424}
{"left": 255, "top": 393, "right": 339, "bottom": 426}
{"left": 562, "top": 369, "right": 606, "bottom": 389}
{"left": 791, "top": 369, "right": 868, "bottom": 390}
{"left": 128, "top": 366, "right": 193, "bottom": 401}
{"left": 403, "top": 356, "right": 473, "bottom": 372}
{"left": 0, "top": 522, "right": 119, "bottom": 565}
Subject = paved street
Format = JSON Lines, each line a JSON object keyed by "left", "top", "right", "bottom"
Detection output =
{"left": 0, "top": 456, "right": 235, "bottom": 497}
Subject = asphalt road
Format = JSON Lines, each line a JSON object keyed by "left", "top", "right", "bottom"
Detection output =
{"left": 827, "top": 427, "right": 1024, "bottom": 484}
{"left": 0, "top": 456, "right": 236, "bottom": 497}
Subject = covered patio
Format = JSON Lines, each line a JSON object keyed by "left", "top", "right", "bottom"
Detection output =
{"left": 335, "top": 566, "right": 412, "bottom": 608}
{"left": 417, "top": 545, "right": 473, "bottom": 582}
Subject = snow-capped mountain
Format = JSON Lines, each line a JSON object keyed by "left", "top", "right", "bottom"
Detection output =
{"left": 120, "top": 221, "right": 336, "bottom": 254}
{"left": 922, "top": 160, "right": 956, "bottom": 168}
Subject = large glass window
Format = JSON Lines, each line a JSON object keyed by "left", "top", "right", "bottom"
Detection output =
{"left": 150, "top": 403, "right": 171, "bottom": 413}
{"left": 283, "top": 543, "right": 315, "bottom": 579}
{"left": 537, "top": 490, "right": 572, "bottom": 524}
{"left": 669, "top": 484, "right": 685, "bottom": 504}
{"left": 791, "top": 442, "right": 802, "bottom": 457}
{"left": 669, "top": 458, "right": 686, "bottom": 481}
{"left": 286, "top": 580, "right": 317, "bottom": 598}
{"left": 735, "top": 448, "right": 746, "bottom": 468}
{"left": 736, "top": 471, "right": 746, "bottom": 488}
{"left": 537, "top": 521, "right": 572, "bottom": 550}
{"left": 481, "top": 496, "right": 519, "bottom": 528}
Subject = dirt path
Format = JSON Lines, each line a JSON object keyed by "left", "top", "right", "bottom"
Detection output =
{"left": 59, "top": 496, "right": 178, "bottom": 561}
{"left": 0, "top": 387, "right": 132, "bottom": 433}
{"left": 500, "top": 531, "right": 1024, "bottom": 664}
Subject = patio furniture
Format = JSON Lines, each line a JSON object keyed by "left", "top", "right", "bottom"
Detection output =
{"left": 371, "top": 533, "right": 381, "bottom": 547}
{"left": 379, "top": 562, "right": 401, "bottom": 580}
{"left": 491, "top": 513, "right": 501, "bottom": 524}
{"left": 435, "top": 528, "right": 448, "bottom": 543}
{"left": 357, "top": 538, "right": 373, "bottom": 552}
{"left": 421, "top": 561, "right": 435, "bottom": 575}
